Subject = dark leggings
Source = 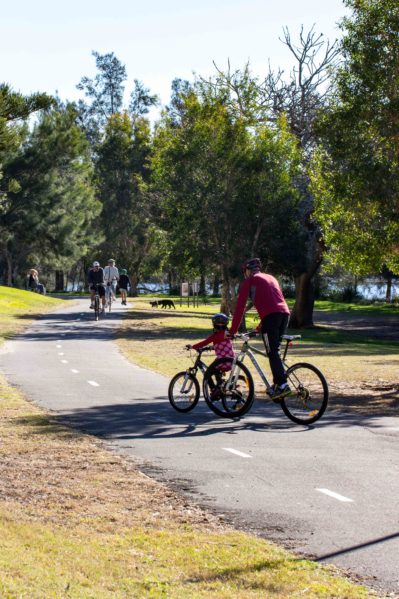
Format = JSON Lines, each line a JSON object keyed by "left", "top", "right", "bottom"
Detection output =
{"left": 260, "top": 312, "right": 289, "bottom": 385}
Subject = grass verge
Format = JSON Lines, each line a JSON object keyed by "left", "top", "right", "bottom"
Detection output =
{"left": 0, "top": 285, "right": 63, "bottom": 345}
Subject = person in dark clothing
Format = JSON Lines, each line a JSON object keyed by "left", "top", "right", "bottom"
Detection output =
{"left": 26, "top": 269, "right": 39, "bottom": 291}
{"left": 229, "top": 257, "right": 291, "bottom": 399}
{"left": 88, "top": 261, "right": 106, "bottom": 312}
{"left": 118, "top": 269, "right": 131, "bottom": 305}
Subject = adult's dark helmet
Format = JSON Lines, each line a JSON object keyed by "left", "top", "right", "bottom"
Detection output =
{"left": 211, "top": 313, "right": 229, "bottom": 331}
{"left": 242, "top": 257, "right": 262, "bottom": 273}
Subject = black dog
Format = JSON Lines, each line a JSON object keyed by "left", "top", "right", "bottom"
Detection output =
{"left": 150, "top": 299, "right": 176, "bottom": 309}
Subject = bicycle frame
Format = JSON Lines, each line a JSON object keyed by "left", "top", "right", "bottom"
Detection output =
{"left": 231, "top": 334, "right": 301, "bottom": 395}
{"left": 179, "top": 349, "right": 211, "bottom": 393}
{"left": 105, "top": 285, "right": 113, "bottom": 305}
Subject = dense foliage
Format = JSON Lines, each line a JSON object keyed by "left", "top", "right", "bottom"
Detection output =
{"left": 1, "top": 1, "right": 398, "bottom": 314}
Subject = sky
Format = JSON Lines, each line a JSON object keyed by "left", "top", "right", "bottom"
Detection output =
{"left": 1, "top": 0, "right": 348, "bottom": 116}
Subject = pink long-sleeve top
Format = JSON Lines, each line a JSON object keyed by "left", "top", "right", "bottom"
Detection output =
{"left": 230, "top": 272, "right": 290, "bottom": 336}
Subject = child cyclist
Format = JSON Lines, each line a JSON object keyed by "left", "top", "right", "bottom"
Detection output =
{"left": 186, "top": 313, "right": 234, "bottom": 367}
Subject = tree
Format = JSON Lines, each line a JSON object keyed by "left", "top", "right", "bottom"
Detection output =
{"left": 0, "top": 104, "right": 100, "bottom": 285}
{"left": 76, "top": 51, "right": 127, "bottom": 144}
{"left": 314, "top": 0, "right": 399, "bottom": 277}
{"left": 152, "top": 88, "right": 300, "bottom": 314}
{"left": 0, "top": 85, "right": 54, "bottom": 284}
{"left": 129, "top": 79, "right": 159, "bottom": 121}
{"left": 204, "top": 27, "right": 340, "bottom": 326}
{"left": 95, "top": 112, "right": 157, "bottom": 294}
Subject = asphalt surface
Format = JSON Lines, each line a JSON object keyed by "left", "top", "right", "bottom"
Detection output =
{"left": 1, "top": 299, "right": 399, "bottom": 596}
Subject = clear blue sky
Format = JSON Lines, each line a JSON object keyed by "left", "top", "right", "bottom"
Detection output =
{"left": 2, "top": 0, "right": 348, "bottom": 112}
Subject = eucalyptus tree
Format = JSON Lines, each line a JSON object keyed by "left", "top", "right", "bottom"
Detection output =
{"left": 76, "top": 51, "right": 158, "bottom": 147}
{"left": 75, "top": 51, "right": 159, "bottom": 289}
{"left": 95, "top": 112, "right": 158, "bottom": 293}
{"left": 205, "top": 27, "right": 340, "bottom": 326}
{"left": 313, "top": 0, "right": 399, "bottom": 278}
{"left": 152, "top": 88, "right": 300, "bottom": 314}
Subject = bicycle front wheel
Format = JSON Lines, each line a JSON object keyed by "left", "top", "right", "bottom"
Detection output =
{"left": 203, "top": 358, "right": 255, "bottom": 418}
{"left": 168, "top": 372, "right": 200, "bottom": 412}
{"left": 282, "top": 362, "right": 329, "bottom": 425}
{"left": 94, "top": 296, "right": 100, "bottom": 321}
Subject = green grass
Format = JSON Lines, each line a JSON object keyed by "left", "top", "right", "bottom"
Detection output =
{"left": 0, "top": 285, "right": 63, "bottom": 346}
{"left": 0, "top": 518, "right": 372, "bottom": 598}
{"left": 313, "top": 299, "right": 399, "bottom": 315}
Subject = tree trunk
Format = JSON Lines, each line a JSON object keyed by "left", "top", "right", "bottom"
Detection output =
{"left": 199, "top": 273, "right": 206, "bottom": 296}
{"left": 130, "top": 273, "right": 139, "bottom": 296}
{"left": 5, "top": 251, "right": 13, "bottom": 286}
{"left": 385, "top": 274, "right": 392, "bottom": 303}
{"left": 55, "top": 270, "right": 65, "bottom": 292}
{"left": 220, "top": 264, "right": 233, "bottom": 315}
{"left": 289, "top": 272, "right": 316, "bottom": 328}
{"left": 212, "top": 273, "right": 220, "bottom": 296}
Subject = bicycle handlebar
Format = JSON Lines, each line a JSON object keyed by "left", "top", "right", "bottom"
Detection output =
{"left": 233, "top": 330, "right": 259, "bottom": 339}
{"left": 185, "top": 345, "right": 213, "bottom": 353}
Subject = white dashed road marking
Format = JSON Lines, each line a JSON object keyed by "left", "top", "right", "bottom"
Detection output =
{"left": 71, "top": 369, "right": 79, "bottom": 374}
{"left": 87, "top": 380, "right": 100, "bottom": 387}
{"left": 60, "top": 360, "right": 68, "bottom": 364}
{"left": 222, "top": 448, "right": 252, "bottom": 458}
{"left": 56, "top": 344, "right": 62, "bottom": 348}
{"left": 58, "top": 352, "right": 64, "bottom": 356}
{"left": 316, "top": 488, "right": 354, "bottom": 503}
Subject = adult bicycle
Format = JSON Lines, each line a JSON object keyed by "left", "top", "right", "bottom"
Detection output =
{"left": 168, "top": 347, "right": 254, "bottom": 417}
{"left": 105, "top": 283, "right": 114, "bottom": 312}
{"left": 204, "top": 332, "right": 328, "bottom": 424}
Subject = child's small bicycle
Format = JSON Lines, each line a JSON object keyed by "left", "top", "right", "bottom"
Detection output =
{"left": 168, "top": 346, "right": 254, "bottom": 417}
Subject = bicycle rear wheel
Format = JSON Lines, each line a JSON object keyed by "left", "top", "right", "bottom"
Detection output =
{"left": 203, "top": 358, "right": 254, "bottom": 418}
{"left": 168, "top": 371, "right": 200, "bottom": 412}
{"left": 281, "top": 362, "right": 328, "bottom": 425}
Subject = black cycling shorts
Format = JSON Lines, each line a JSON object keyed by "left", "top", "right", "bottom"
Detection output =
{"left": 90, "top": 284, "right": 105, "bottom": 297}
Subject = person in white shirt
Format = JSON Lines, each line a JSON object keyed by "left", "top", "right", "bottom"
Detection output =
{"left": 103, "top": 258, "right": 119, "bottom": 301}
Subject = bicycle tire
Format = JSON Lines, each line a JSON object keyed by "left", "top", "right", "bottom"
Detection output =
{"left": 281, "top": 362, "right": 329, "bottom": 425}
{"left": 94, "top": 296, "right": 100, "bottom": 321}
{"left": 168, "top": 371, "right": 200, "bottom": 412}
{"left": 203, "top": 358, "right": 255, "bottom": 418}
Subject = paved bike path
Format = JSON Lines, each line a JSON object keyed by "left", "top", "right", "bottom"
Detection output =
{"left": 1, "top": 299, "right": 398, "bottom": 596}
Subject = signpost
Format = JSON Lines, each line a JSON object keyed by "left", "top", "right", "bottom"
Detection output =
{"left": 180, "top": 281, "right": 200, "bottom": 307}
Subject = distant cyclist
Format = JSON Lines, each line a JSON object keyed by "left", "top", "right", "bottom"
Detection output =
{"left": 88, "top": 261, "right": 106, "bottom": 312}
{"left": 229, "top": 257, "right": 291, "bottom": 399}
{"left": 103, "top": 258, "right": 119, "bottom": 302}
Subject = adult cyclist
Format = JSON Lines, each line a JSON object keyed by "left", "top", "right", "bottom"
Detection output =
{"left": 103, "top": 258, "right": 120, "bottom": 303}
{"left": 88, "top": 261, "right": 106, "bottom": 312}
{"left": 229, "top": 257, "right": 291, "bottom": 399}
